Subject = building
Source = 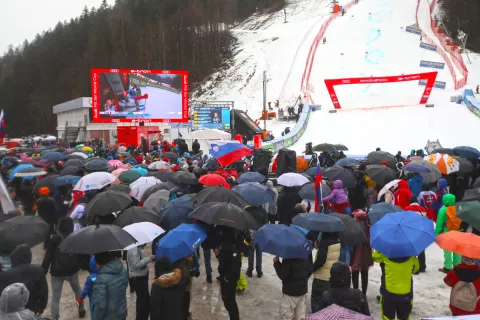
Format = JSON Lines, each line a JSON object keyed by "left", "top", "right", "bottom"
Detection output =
{"left": 53, "top": 97, "right": 170, "bottom": 146}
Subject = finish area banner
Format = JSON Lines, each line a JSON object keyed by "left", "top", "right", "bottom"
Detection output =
{"left": 324, "top": 71, "right": 438, "bottom": 109}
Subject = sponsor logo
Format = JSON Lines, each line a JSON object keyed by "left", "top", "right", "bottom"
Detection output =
{"left": 406, "top": 26, "right": 421, "bottom": 35}
{"left": 420, "top": 60, "right": 445, "bottom": 69}
{"left": 418, "top": 80, "right": 446, "bottom": 89}
{"left": 341, "top": 80, "right": 351, "bottom": 84}
{"left": 420, "top": 42, "right": 437, "bottom": 51}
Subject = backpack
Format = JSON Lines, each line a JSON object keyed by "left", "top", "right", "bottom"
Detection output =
{"left": 52, "top": 234, "right": 79, "bottom": 273}
{"left": 445, "top": 206, "right": 462, "bottom": 231}
{"left": 450, "top": 281, "right": 480, "bottom": 312}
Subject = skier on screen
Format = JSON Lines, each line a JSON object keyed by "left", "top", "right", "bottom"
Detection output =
{"left": 128, "top": 85, "right": 140, "bottom": 109}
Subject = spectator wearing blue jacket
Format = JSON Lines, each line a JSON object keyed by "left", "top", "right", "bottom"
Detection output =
{"left": 433, "top": 178, "right": 449, "bottom": 212}
{"left": 408, "top": 173, "right": 424, "bottom": 198}
{"left": 77, "top": 257, "right": 99, "bottom": 319}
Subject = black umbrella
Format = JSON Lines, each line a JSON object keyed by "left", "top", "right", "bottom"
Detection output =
{"left": 60, "top": 166, "right": 84, "bottom": 176}
{"left": 367, "top": 151, "right": 397, "bottom": 169}
{"left": 163, "top": 152, "right": 180, "bottom": 161}
{"left": 108, "top": 184, "right": 131, "bottom": 193}
{"left": 143, "top": 190, "right": 171, "bottom": 213}
{"left": 455, "top": 157, "right": 475, "bottom": 173}
{"left": 141, "top": 182, "right": 178, "bottom": 201}
{"left": 245, "top": 206, "right": 269, "bottom": 227}
{"left": 145, "top": 170, "right": 174, "bottom": 182}
{"left": 292, "top": 213, "right": 345, "bottom": 232}
{"left": 365, "top": 164, "right": 397, "bottom": 186}
{"left": 0, "top": 216, "right": 49, "bottom": 252}
{"left": 327, "top": 213, "right": 366, "bottom": 245}
{"left": 322, "top": 166, "right": 356, "bottom": 188}
{"left": 173, "top": 171, "right": 198, "bottom": 185}
{"left": 85, "top": 190, "right": 133, "bottom": 217}
{"left": 462, "top": 189, "right": 480, "bottom": 202}
{"left": 157, "top": 202, "right": 194, "bottom": 230}
{"left": 192, "top": 187, "right": 247, "bottom": 207}
{"left": 189, "top": 202, "right": 260, "bottom": 230}
{"left": 300, "top": 173, "right": 314, "bottom": 182}
{"left": 34, "top": 175, "right": 59, "bottom": 193}
{"left": 334, "top": 144, "right": 349, "bottom": 151}
{"left": 298, "top": 182, "right": 331, "bottom": 201}
{"left": 305, "top": 167, "right": 322, "bottom": 177}
{"left": 367, "top": 202, "right": 403, "bottom": 224}
{"left": 59, "top": 220, "right": 137, "bottom": 254}
{"left": 85, "top": 158, "right": 108, "bottom": 172}
{"left": 113, "top": 207, "right": 161, "bottom": 228}
{"left": 122, "top": 157, "right": 136, "bottom": 164}
{"left": 313, "top": 143, "right": 337, "bottom": 152}
{"left": 64, "top": 158, "right": 85, "bottom": 168}
{"left": 431, "top": 148, "right": 455, "bottom": 156}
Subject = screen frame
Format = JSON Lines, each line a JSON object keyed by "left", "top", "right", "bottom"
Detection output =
{"left": 91, "top": 68, "right": 189, "bottom": 123}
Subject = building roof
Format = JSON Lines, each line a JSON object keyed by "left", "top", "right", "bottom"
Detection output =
{"left": 53, "top": 97, "right": 91, "bottom": 114}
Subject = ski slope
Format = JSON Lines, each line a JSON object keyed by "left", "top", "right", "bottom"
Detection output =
{"left": 136, "top": 86, "right": 182, "bottom": 119}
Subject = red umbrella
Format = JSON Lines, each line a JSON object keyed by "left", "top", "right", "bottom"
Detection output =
{"left": 199, "top": 173, "right": 227, "bottom": 187}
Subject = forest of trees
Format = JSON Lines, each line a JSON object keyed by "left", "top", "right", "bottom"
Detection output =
{"left": 0, "top": 0, "right": 284, "bottom": 136}
{"left": 438, "top": 0, "right": 480, "bottom": 52}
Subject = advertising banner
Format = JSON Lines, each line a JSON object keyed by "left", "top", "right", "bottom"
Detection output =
{"left": 420, "top": 42, "right": 437, "bottom": 51}
{"left": 406, "top": 26, "right": 422, "bottom": 35}
{"left": 418, "top": 80, "right": 446, "bottom": 89}
{"left": 420, "top": 60, "right": 445, "bottom": 69}
{"left": 324, "top": 72, "right": 438, "bottom": 109}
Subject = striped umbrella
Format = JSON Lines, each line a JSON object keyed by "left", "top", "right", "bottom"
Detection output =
{"left": 426, "top": 153, "right": 460, "bottom": 175}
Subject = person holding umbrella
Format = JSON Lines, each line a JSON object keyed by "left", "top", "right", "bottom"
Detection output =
{"left": 36, "top": 187, "right": 57, "bottom": 248}
{"left": 349, "top": 210, "right": 373, "bottom": 295}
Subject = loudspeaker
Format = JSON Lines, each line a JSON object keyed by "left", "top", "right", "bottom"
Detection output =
{"left": 426, "top": 104, "right": 434, "bottom": 108}
{"left": 329, "top": 110, "right": 338, "bottom": 113}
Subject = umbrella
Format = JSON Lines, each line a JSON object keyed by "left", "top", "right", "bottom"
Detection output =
{"left": 0, "top": 216, "right": 49, "bottom": 252}
{"left": 455, "top": 157, "right": 475, "bottom": 173}
{"left": 131, "top": 167, "right": 148, "bottom": 176}
{"left": 334, "top": 158, "right": 359, "bottom": 168}
{"left": 254, "top": 224, "right": 313, "bottom": 259}
{"left": 41, "top": 152, "right": 65, "bottom": 162}
{"left": 134, "top": 164, "right": 149, "bottom": 170}
{"left": 436, "top": 231, "right": 480, "bottom": 259}
{"left": 111, "top": 168, "right": 128, "bottom": 177}
{"left": 245, "top": 206, "right": 269, "bottom": 227}
{"left": 402, "top": 163, "right": 432, "bottom": 174}
{"left": 462, "top": 189, "right": 480, "bottom": 202}
{"left": 60, "top": 166, "right": 84, "bottom": 176}
{"left": 145, "top": 170, "right": 173, "bottom": 182}
{"left": 189, "top": 202, "right": 260, "bottom": 230}
{"left": 107, "top": 160, "right": 123, "bottom": 168}
{"left": 85, "top": 190, "right": 133, "bottom": 217}
{"left": 14, "top": 167, "right": 47, "bottom": 178}
{"left": 143, "top": 190, "right": 171, "bottom": 213}
{"left": 113, "top": 206, "right": 161, "bottom": 228}
{"left": 85, "top": 158, "right": 108, "bottom": 172}
{"left": 156, "top": 223, "right": 206, "bottom": 262}
{"left": 9, "top": 164, "right": 33, "bottom": 180}
{"left": 426, "top": 153, "right": 460, "bottom": 175}
{"left": 19, "top": 159, "right": 38, "bottom": 166}
{"left": 34, "top": 175, "right": 58, "bottom": 193}
{"left": 237, "top": 172, "right": 266, "bottom": 184}
{"left": 122, "top": 157, "right": 136, "bottom": 165}
{"left": 54, "top": 175, "right": 81, "bottom": 187}
{"left": 300, "top": 173, "right": 314, "bottom": 182}
{"left": 334, "top": 144, "right": 349, "bottom": 151}
{"left": 305, "top": 167, "right": 323, "bottom": 177}
{"left": 163, "top": 152, "right": 180, "bottom": 161}
{"left": 365, "top": 164, "right": 396, "bottom": 186}
{"left": 166, "top": 195, "right": 194, "bottom": 209}
{"left": 456, "top": 201, "right": 480, "bottom": 230}
{"left": 59, "top": 220, "right": 137, "bottom": 254}
{"left": 370, "top": 211, "right": 436, "bottom": 258}
{"left": 277, "top": 172, "right": 310, "bottom": 187}
{"left": 73, "top": 172, "right": 116, "bottom": 191}
{"left": 232, "top": 182, "right": 273, "bottom": 206}
{"left": 367, "top": 151, "right": 397, "bottom": 169}
{"left": 82, "top": 147, "right": 93, "bottom": 153}
{"left": 431, "top": 148, "right": 456, "bottom": 156}
{"left": 406, "top": 160, "right": 442, "bottom": 183}
{"left": 70, "top": 152, "right": 89, "bottom": 159}
{"left": 129, "top": 177, "right": 162, "bottom": 201}
{"left": 367, "top": 202, "right": 403, "bottom": 224}
{"left": 108, "top": 184, "right": 131, "bottom": 193}
{"left": 123, "top": 222, "right": 165, "bottom": 250}
{"left": 173, "top": 171, "right": 198, "bottom": 185}
{"left": 64, "top": 158, "right": 85, "bottom": 167}
{"left": 141, "top": 182, "right": 178, "bottom": 202}
{"left": 199, "top": 174, "right": 227, "bottom": 187}
{"left": 322, "top": 166, "right": 356, "bottom": 188}
{"left": 148, "top": 161, "right": 171, "bottom": 171}
{"left": 298, "top": 182, "right": 331, "bottom": 201}
{"left": 118, "top": 170, "right": 142, "bottom": 184}
{"left": 313, "top": 143, "right": 337, "bottom": 152}
{"left": 377, "top": 179, "right": 400, "bottom": 202}
{"left": 192, "top": 187, "right": 247, "bottom": 207}
{"left": 157, "top": 202, "right": 195, "bottom": 230}
{"left": 292, "top": 213, "right": 345, "bottom": 232}
{"left": 328, "top": 213, "right": 367, "bottom": 245}
{"left": 306, "top": 304, "right": 374, "bottom": 320}
{"left": 454, "top": 146, "right": 480, "bottom": 159}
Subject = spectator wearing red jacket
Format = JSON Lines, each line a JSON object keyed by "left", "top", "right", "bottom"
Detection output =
{"left": 394, "top": 180, "right": 412, "bottom": 209}
{"left": 444, "top": 256, "right": 480, "bottom": 316}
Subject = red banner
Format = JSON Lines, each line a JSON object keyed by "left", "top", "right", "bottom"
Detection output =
{"left": 324, "top": 71, "right": 438, "bottom": 109}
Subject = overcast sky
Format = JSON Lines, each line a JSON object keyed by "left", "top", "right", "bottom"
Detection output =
{"left": 0, "top": 0, "right": 115, "bottom": 55}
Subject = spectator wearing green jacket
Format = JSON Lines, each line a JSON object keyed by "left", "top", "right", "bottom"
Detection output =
{"left": 435, "top": 194, "right": 462, "bottom": 273}
{"left": 373, "top": 251, "right": 419, "bottom": 320}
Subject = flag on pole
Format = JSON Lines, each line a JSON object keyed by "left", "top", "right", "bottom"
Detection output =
{"left": 0, "top": 110, "right": 5, "bottom": 137}
{"left": 314, "top": 162, "right": 323, "bottom": 212}
{"left": 208, "top": 140, "right": 253, "bottom": 167}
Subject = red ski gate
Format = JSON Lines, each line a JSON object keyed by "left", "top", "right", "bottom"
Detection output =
{"left": 324, "top": 71, "right": 438, "bottom": 109}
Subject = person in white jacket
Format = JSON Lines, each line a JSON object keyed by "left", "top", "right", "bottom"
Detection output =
{"left": 68, "top": 197, "right": 88, "bottom": 231}
{"left": 127, "top": 245, "right": 155, "bottom": 320}
{"left": 384, "top": 186, "right": 395, "bottom": 204}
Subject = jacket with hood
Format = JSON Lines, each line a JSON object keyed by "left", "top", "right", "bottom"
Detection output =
{"left": 0, "top": 283, "right": 36, "bottom": 320}
{"left": 274, "top": 258, "right": 312, "bottom": 297}
{"left": 350, "top": 211, "right": 374, "bottom": 271}
{"left": 192, "top": 139, "right": 200, "bottom": 155}
{"left": 394, "top": 180, "right": 412, "bottom": 209}
{"left": 277, "top": 187, "right": 302, "bottom": 225}
{"left": 313, "top": 232, "right": 341, "bottom": 281}
{"left": 127, "top": 246, "right": 151, "bottom": 278}
{"left": 444, "top": 263, "right": 480, "bottom": 315}
{"left": 435, "top": 194, "right": 457, "bottom": 235}
{"left": 434, "top": 178, "right": 449, "bottom": 211}
{"left": 318, "top": 262, "right": 370, "bottom": 315}
{"left": 384, "top": 189, "right": 395, "bottom": 204}
{"left": 408, "top": 174, "right": 424, "bottom": 198}
{"left": 36, "top": 195, "right": 57, "bottom": 225}
{"left": 42, "top": 217, "right": 80, "bottom": 277}
{"left": 322, "top": 180, "right": 348, "bottom": 204}
{"left": 150, "top": 259, "right": 185, "bottom": 320}
{"left": 92, "top": 259, "right": 128, "bottom": 320}
{"left": 79, "top": 257, "right": 99, "bottom": 306}
{"left": 373, "top": 251, "right": 419, "bottom": 300}
{"left": 0, "top": 245, "right": 48, "bottom": 314}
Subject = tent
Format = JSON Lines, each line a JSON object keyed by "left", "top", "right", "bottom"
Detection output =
{"left": 183, "top": 129, "right": 231, "bottom": 155}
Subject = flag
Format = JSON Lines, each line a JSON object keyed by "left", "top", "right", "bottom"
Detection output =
{"left": 0, "top": 110, "right": 5, "bottom": 137}
{"left": 314, "top": 162, "right": 323, "bottom": 212}
{"left": 208, "top": 140, "right": 253, "bottom": 167}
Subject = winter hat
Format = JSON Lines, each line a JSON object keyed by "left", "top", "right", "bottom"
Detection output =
{"left": 381, "top": 160, "right": 388, "bottom": 166}
{"left": 10, "top": 244, "right": 32, "bottom": 267}
{"left": 0, "top": 283, "right": 30, "bottom": 313}
{"left": 329, "top": 262, "right": 351, "bottom": 288}
{"left": 39, "top": 187, "right": 50, "bottom": 196}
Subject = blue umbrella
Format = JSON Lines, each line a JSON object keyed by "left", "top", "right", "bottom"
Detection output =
{"left": 9, "top": 164, "right": 33, "bottom": 180}
{"left": 454, "top": 146, "right": 480, "bottom": 159}
{"left": 165, "top": 196, "right": 194, "bottom": 210}
{"left": 157, "top": 202, "right": 195, "bottom": 230}
{"left": 334, "top": 158, "right": 359, "bottom": 168}
{"left": 367, "top": 202, "right": 403, "bottom": 225}
{"left": 41, "top": 152, "right": 65, "bottom": 162}
{"left": 237, "top": 172, "right": 266, "bottom": 184}
{"left": 131, "top": 167, "right": 148, "bottom": 176}
{"left": 292, "top": 213, "right": 345, "bottom": 232}
{"left": 370, "top": 211, "right": 436, "bottom": 258}
{"left": 156, "top": 223, "right": 206, "bottom": 262}
{"left": 402, "top": 163, "right": 431, "bottom": 174}
{"left": 54, "top": 175, "right": 81, "bottom": 187}
{"left": 85, "top": 158, "right": 108, "bottom": 172}
{"left": 305, "top": 166, "right": 323, "bottom": 177}
{"left": 232, "top": 182, "right": 273, "bottom": 206}
{"left": 254, "top": 224, "right": 313, "bottom": 259}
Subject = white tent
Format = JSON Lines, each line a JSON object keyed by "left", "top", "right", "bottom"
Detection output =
{"left": 183, "top": 129, "right": 231, "bottom": 155}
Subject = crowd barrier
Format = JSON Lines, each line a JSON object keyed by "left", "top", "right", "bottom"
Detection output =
{"left": 262, "top": 105, "right": 311, "bottom": 154}
{"left": 463, "top": 89, "right": 480, "bottom": 118}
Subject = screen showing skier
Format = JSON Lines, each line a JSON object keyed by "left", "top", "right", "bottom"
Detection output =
{"left": 91, "top": 69, "right": 189, "bottom": 123}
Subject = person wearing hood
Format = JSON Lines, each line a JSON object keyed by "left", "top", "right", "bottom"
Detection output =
{"left": 322, "top": 180, "right": 350, "bottom": 214}
{"left": 433, "top": 178, "right": 449, "bottom": 212}
{"left": 0, "top": 245, "right": 47, "bottom": 316}
{"left": 192, "top": 139, "right": 200, "bottom": 155}
{"left": 364, "top": 176, "right": 377, "bottom": 208}
{"left": 317, "top": 262, "right": 370, "bottom": 315}
{"left": 436, "top": 194, "right": 463, "bottom": 273}
{"left": 0, "top": 283, "right": 36, "bottom": 320}
{"left": 42, "top": 217, "right": 85, "bottom": 319}
{"left": 383, "top": 185, "right": 395, "bottom": 204}
{"left": 36, "top": 187, "right": 57, "bottom": 247}
{"left": 444, "top": 255, "right": 480, "bottom": 316}
{"left": 394, "top": 180, "right": 412, "bottom": 209}
{"left": 92, "top": 251, "right": 128, "bottom": 320}
{"left": 277, "top": 186, "right": 302, "bottom": 225}
{"left": 395, "top": 151, "right": 404, "bottom": 162}
{"left": 349, "top": 210, "right": 373, "bottom": 295}
{"left": 263, "top": 180, "right": 278, "bottom": 224}
{"left": 150, "top": 257, "right": 185, "bottom": 320}
{"left": 77, "top": 256, "right": 99, "bottom": 319}
{"left": 68, "top": 196, "right": 88, "bottom": 231}
{"left": 408, "top": 173, "right": 424, "bottom": 198}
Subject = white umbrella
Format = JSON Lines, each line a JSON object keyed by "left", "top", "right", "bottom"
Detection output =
{"left": 32, "top": 136, "right": 42, "bottom": 142}
{"left": 44, "top": 135, "right": 57, "bottom": 141}
{"left": 377, "top": 179, "right": 401, "bottom": 202}
{"left": 130, "top": 177, "right": 162, "bottom": 201}
{"left": 73, "top": 172, "right": 116, "bottom": 191}
{"left": 123, "top": 222, "right": 165, "bottom": 250}
{"left": 148, "top": 161, "right": 171, "bottom": 170}
{"left": 277, "top": 172, "right": 310, "bottom": 187}
{"left": 71, "top": 152, "right": 89, "bottom": 159}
